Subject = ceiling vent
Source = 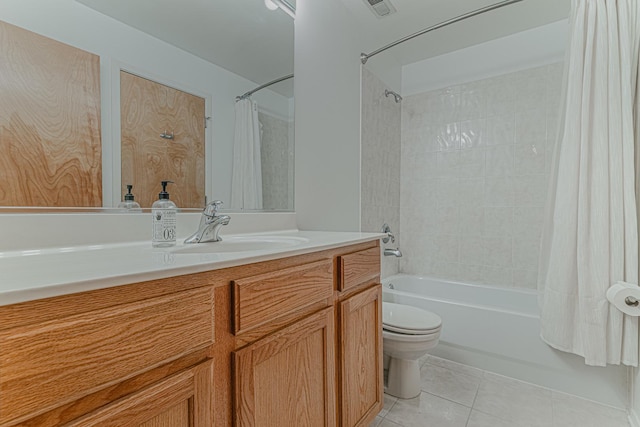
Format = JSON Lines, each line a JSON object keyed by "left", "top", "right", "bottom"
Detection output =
{"left": 363, "top": 0, "right": 397, "bottom": 18}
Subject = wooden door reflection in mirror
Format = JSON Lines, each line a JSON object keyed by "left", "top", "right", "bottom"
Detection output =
{"left": 0, "top": 20, "right": 102, "bottom": 207}
{"left": 120, "top": 71, "right": 205, "bottom": 209}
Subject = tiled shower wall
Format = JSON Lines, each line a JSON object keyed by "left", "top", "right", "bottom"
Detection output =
{"left": 259, "top": 112, "right": 294, "bottom": 211}
{"left": 361, "top": 68, "right": 401, "bottom": 278}
{"left": 399, "top": 63, "right": 563, "bottom": 289}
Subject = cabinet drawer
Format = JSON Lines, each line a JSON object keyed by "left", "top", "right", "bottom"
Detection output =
{"left": 339, "top": 246, "right": 380, "bottom": 292}
{"left": 0, "top": 287, "right": 214, "bottom": 426}
{"left": 232, "top": 259, "right": 333, "bottom": 335}
{"left": 66, "top": 358, "right": 213, "bottom": 427}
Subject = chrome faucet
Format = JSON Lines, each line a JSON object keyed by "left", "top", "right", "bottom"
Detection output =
{"left": 384, "top": 248, "right": 402, "bottom": 257}
{"left": 184, "top": 200, "right": 231, "bottom": 244}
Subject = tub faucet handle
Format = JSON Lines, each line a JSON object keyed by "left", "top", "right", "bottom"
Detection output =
{"left": 382, "top": 223, "right": 395, "bottom": 244}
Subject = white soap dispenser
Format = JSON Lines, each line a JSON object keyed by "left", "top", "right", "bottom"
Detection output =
{"left": 117, "top": 184, "right": 142, "bottom": 212}
{"left": 151, "top": 180, "right": 177, "bottom": 247}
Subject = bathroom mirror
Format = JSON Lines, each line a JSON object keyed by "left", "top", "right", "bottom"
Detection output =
{"left": 0, "top": 0, "right": 294, "bottom": 212}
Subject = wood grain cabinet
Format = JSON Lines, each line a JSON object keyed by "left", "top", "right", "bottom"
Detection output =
{"left": 65, "top": 359, "right": 214, "bottom": 427}
{"left": 0, "top": 240, "right": 382, "bottom": 427}
{"left": 234, "top": 308, "right": 336, "bottom": 427}
{"left": 228, "top": 242, "right": 383, "bottom": 427}
{"left": 337, "top": 247, "right": 384, "bottom": 427}
{"left": 0, "top": 280, "right": 215, "bottom": 427}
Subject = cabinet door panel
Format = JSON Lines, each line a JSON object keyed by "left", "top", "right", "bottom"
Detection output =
{"left": 0, "top": 287, "right": 213, "bottom": 426}
{"left": 234, "top": 308, "right": 336, "bottom": 427}
{"left": 66, "top": 359, "right": 213, "bottom": 427}
{"left": 340, "top": 285, "right": 383, "bottom": 427}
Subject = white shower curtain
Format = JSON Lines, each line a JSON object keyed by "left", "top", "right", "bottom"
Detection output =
{"left": 538, "top": 0, "right": 640, "bottom": 366}
{"left": 231, "top": 98, "right": 263, "bottom": 210}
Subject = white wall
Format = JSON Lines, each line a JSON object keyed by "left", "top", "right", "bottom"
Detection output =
{"left": 294, "top": 0, "right": 364, "bottom": 231}
{"left": 0, "top": 0, "right": 291, "bottom": 208}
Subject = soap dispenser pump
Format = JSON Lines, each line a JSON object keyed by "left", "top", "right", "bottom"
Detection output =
{"left": 151, "top": 180, "right": 177, "bottom": 247}
{"left": 117, "top": 184, "right": 142, "bottom": 212}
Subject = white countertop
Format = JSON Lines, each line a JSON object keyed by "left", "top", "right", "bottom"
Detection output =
{"left": 0, "top": 230, "right": 383, "bottom": 306}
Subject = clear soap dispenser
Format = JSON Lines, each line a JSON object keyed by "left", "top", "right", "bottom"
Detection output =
{"left": 117, "top": 184, "right": 142, "bottom": 212}
{"left": 152, "top": 180, "right": 177, "bottom": 247}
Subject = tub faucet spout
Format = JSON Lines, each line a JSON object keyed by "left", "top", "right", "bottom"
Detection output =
{"left": 384, "top": 248, "right": 402, "bottom": 257}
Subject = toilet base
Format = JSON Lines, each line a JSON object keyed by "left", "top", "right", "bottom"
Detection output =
{"left": 385, "top": 356, "right": 421, "bottom": 399}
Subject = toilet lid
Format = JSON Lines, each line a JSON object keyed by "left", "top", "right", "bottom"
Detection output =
{"left": 382, "top": 302, "right": 442, "bottom": 334}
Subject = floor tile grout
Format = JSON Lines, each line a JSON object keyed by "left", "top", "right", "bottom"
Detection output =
{"left": 377, "top": 355, "right": 630, "bottom": 427}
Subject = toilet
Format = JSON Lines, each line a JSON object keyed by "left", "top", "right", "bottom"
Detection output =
{"left": 382, "top": 302, "right": 442, "bottom": 399}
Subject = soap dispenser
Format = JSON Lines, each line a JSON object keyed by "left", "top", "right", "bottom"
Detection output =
{"left": 151, "top": 180, "right": 177, "bottom": 247}
{"left": 117, "top": 185, "right": 142, "bottom": 212}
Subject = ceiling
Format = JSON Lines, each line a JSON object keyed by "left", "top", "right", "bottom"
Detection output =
{"left": 340, "top": 0, "right": 571, "bottom": 66}
{"left": 76, "top": 0, "right": 570, "bottom": 93}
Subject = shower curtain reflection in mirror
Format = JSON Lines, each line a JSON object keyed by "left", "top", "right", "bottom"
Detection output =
{"left": 231, "top": 98, "right": 263, "bottom": 210}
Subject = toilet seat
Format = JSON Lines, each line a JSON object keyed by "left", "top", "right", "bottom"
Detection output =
{"left": 382, "top": 302, "right": 441, "bottom": 335}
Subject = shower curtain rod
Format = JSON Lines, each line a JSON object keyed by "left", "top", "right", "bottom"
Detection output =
{"left": 360, "top": 0, "right": 524, "bottom": 64}
{"left": 236, "top": 74, "right": 294, "bottom": 101}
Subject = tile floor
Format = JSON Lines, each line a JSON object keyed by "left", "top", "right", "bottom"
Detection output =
{"left": 370, "top": 355, "right": 629, "bottom": 427}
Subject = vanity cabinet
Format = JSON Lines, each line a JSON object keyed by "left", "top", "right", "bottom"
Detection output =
{"left": 337, "top": 247, "right": 384, "bottom": 427}
{"left": 0, "top": 239, "right": 382, "bottom": 427}
{"left": 0, "top": 278, "right": 216, "bottom": 427}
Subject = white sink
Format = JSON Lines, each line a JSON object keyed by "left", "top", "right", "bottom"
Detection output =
{"left": 172, "top": 235, "right": 309, "bottom": 254}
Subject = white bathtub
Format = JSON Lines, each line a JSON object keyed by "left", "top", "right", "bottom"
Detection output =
{"left": 382, "top": 274, "right": 628, "bottom": 408}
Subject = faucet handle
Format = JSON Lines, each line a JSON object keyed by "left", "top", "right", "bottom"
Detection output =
{"left": 204, "top": 200, "right": 224, "bottom": 216}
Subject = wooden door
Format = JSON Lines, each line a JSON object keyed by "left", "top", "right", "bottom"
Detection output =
{"left": 0, "top": 20, "right": 102, "bottom": 207}
{"left": 233, "top": 308, "right": 336, "bottom": 427}
{"left": 339, "top": 285, "right": 383, "bottom": 427}
{"left": 65, "top": 359, "right": 213, "bottom": 427}
{"left": 120, "top": 71, "right": 205, "bottom": 208}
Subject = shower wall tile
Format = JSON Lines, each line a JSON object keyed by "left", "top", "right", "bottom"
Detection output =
{"left": 437, "top": 151, "right": 461, "bottom": 176}
{"left": 513, "top": 235, "right": 540, "bottom": 269}
{"left": 259, "top": 112, "right": 294, "bottom": 210}
{"left": 361, "top": 67, "right": 401, "bottom": 278}
{"left": 484, "top": 177, "right": 514, "bottom": 207}
{"left": 485, "top": 145, "right": 514, "bottom": 176}
{"left": 399, "top": 62, "right": 562, "bottom": 290}
{"left": 436, "top": 123, "right": 461, "bottom": 151}
{"left": 483, "top": 207, "right": 513, "bottom": 237}
{"left": 458, "top": 205, "right": 484, "bottom": 237}
{"left": 460, "top": 119, "right": 485, "bottom": 150}
{"left": 513, "top": 142, "right": 546, "bottom": 175}
{"left": 485, "top": 114, "right": 515, "bottom": 146}
{"left": 460, "top": 237, "right": 484, "bottom": 265}
{"left": 460, "top": 86, "right": 486, "bottom": 121}
{"left": 515, "top": 109, "right": 546, "bottom": 144}
{"left": 459, "top": 150, "right": 486, "bottom": 178}
{"left": 514, "top": 268, "right": 538, "bottom": 289}
{"left": 516, "top": 75, "right": 547, "bottom": 112}
{"left": 482, "top": 266, "right": 514, "bottom": 287}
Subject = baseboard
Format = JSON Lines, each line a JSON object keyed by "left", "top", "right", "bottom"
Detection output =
{"left": 628, "top": 409, "right": 640, "bottom": 427}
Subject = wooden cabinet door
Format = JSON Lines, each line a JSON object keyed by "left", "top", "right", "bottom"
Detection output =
{"left": 65, "top": 359, "right": 213, "bottom": 427}
{"left": 234, "top": 307, "right": 336, "bottom": 427}
{"left": 339, "top": 285, "right": 383, "bottom": 427}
